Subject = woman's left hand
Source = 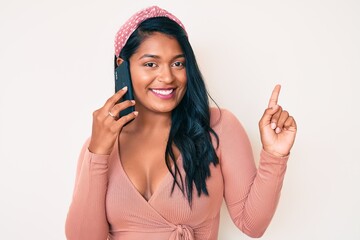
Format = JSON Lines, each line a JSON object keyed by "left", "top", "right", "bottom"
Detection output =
{"left": 259, "top": 85, "right": 297, "bottom": 157}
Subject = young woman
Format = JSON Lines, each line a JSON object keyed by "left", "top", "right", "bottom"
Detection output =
{"left": 65, "top": 6, "right": 297, "bottom": 240}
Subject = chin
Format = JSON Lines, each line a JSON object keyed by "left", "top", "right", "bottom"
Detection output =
{"left": 152, "top": 105, "right": 177, "bottom": 113}
{"left": 149, "top": 100, "right": 181, "bottom": 112}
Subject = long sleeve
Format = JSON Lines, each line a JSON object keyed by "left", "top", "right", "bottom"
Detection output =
{"left": 218, "top": 109, "right": 289, "bottom": 238}
{"left": 65, "top": 138, "right": 110, "bottom": 240}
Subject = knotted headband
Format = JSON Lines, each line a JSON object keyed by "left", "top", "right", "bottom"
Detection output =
{"left": 114, "top": 5, "right": 187, "bottom": 57}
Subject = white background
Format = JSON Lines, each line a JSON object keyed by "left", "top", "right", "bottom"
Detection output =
{"left": 1, "top": 0, "right": 359, "bottom": 239}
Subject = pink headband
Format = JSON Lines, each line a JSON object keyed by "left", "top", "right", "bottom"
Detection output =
{"left": 114, "top": 6, "right": 187, "bottom": 57}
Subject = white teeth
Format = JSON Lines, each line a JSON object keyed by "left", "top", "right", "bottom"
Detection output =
{"left": 152, "top": 89, "right": 174, "bottom": 95}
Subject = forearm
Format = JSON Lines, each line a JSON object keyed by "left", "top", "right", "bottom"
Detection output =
{"left": 228, "top": 150, "right": 288, "bottom": 238}
{"left": 65, "top": 148, "right": 110, "bottom": 240}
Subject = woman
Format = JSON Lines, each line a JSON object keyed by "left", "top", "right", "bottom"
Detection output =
{"left": 65, "top": 6, "right": 297, "bottom": 240}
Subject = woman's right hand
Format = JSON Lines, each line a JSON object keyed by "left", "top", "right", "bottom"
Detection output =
{"left": 88, "top": 86, "right": 138, "bottom": 155}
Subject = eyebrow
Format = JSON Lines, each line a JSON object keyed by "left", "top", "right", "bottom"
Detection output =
{"left": 138, "top": 53, "right": 185, "bottom": 60}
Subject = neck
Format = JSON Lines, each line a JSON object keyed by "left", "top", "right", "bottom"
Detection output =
{"left": 123, "top": 107, "right": 172, "bottom": 135}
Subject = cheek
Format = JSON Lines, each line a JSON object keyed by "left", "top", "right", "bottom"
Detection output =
{"left": 130, "top": 70, "right": 154, "bottom": 90}
{"left": 176, "top": 71, "right": 187, "bottom": 86}
{"left": 177, "top": 75, "right": 187, "bottom": 98}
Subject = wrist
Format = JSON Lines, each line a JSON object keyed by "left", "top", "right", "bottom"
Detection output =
{"left": 262, "top": 148, "right": 289, "bottom": 158}
{"left": 88, "top": 144, "right": 112, "bottom": 155}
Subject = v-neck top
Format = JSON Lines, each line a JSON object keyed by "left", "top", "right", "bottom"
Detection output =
{"left": 65, "top": 108, "right": 289, "bottom": 240}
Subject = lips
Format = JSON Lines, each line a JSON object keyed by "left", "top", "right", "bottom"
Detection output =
{"left": 151, "top": 88, "right": 174, "bottom": 95}
{"left": 150, "top": 88, "right": 176, "bottom": 99}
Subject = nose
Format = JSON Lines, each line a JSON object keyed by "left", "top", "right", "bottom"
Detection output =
{"left": 157, "top": 66, "right": 174, "bottom": 83}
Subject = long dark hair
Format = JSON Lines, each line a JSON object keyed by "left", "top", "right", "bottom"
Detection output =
{"left": 115, "top": 17, "right": 219, "bottom": 205}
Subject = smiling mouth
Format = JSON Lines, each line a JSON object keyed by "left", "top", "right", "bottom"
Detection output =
{"left": 151, "top": 88, "right": 175, "bottom": 96}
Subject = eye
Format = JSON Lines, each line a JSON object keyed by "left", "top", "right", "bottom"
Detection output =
{"left": 172, "top": 61, "right": 185, "bottom": 68}
{"left": 144, "top": 62, "right": 157, "bottom": 68}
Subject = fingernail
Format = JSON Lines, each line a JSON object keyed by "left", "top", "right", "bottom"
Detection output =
{"left": 275, "top": 127, "right": 281, "bottom": 134}
{"left": 271, "top": 122, "right": 277, "bottom": 129}
{"left": 133, "top": 111, "right": 138, "bottom": 116}
{"left": 131, "top": 100, "right": 135, "bottom": 104}
{"left": 122, "top": 86, "right": 128, "bottom": 91}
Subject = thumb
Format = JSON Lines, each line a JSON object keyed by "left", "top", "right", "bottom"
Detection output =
{"left": 259, "top": 105, "right": 279, "bottom": 127}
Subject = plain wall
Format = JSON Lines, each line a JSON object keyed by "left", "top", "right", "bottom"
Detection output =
{"left": 0, "top": 0, "right": 359, "bottom": 239}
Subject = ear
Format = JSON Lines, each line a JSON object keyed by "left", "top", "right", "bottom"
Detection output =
{"left": 116, "top": 57, "right": 124, "bottom": 66}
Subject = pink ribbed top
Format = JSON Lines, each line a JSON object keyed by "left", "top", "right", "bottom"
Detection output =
{"left": 65, "top": 108, "right": 289, "bottom": 240}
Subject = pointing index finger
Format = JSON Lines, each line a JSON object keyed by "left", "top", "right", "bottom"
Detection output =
{"left": 268, "top": 84, "right": 281, "bottom": 108}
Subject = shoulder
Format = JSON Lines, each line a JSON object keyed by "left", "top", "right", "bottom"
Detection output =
{"left": 210, "top": 107, "right": 243, "bottom": 131}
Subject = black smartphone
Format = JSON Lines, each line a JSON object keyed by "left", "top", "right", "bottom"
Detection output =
{"left": 114, "top": 60, "right": 135, "bottom": 118}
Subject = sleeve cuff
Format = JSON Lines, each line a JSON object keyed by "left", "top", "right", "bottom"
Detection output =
{"left": 85, "top": 148, "right": 110, "bottom": 164}
{"left": 260, "top": 149, "right": 289, "bottom": 165}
